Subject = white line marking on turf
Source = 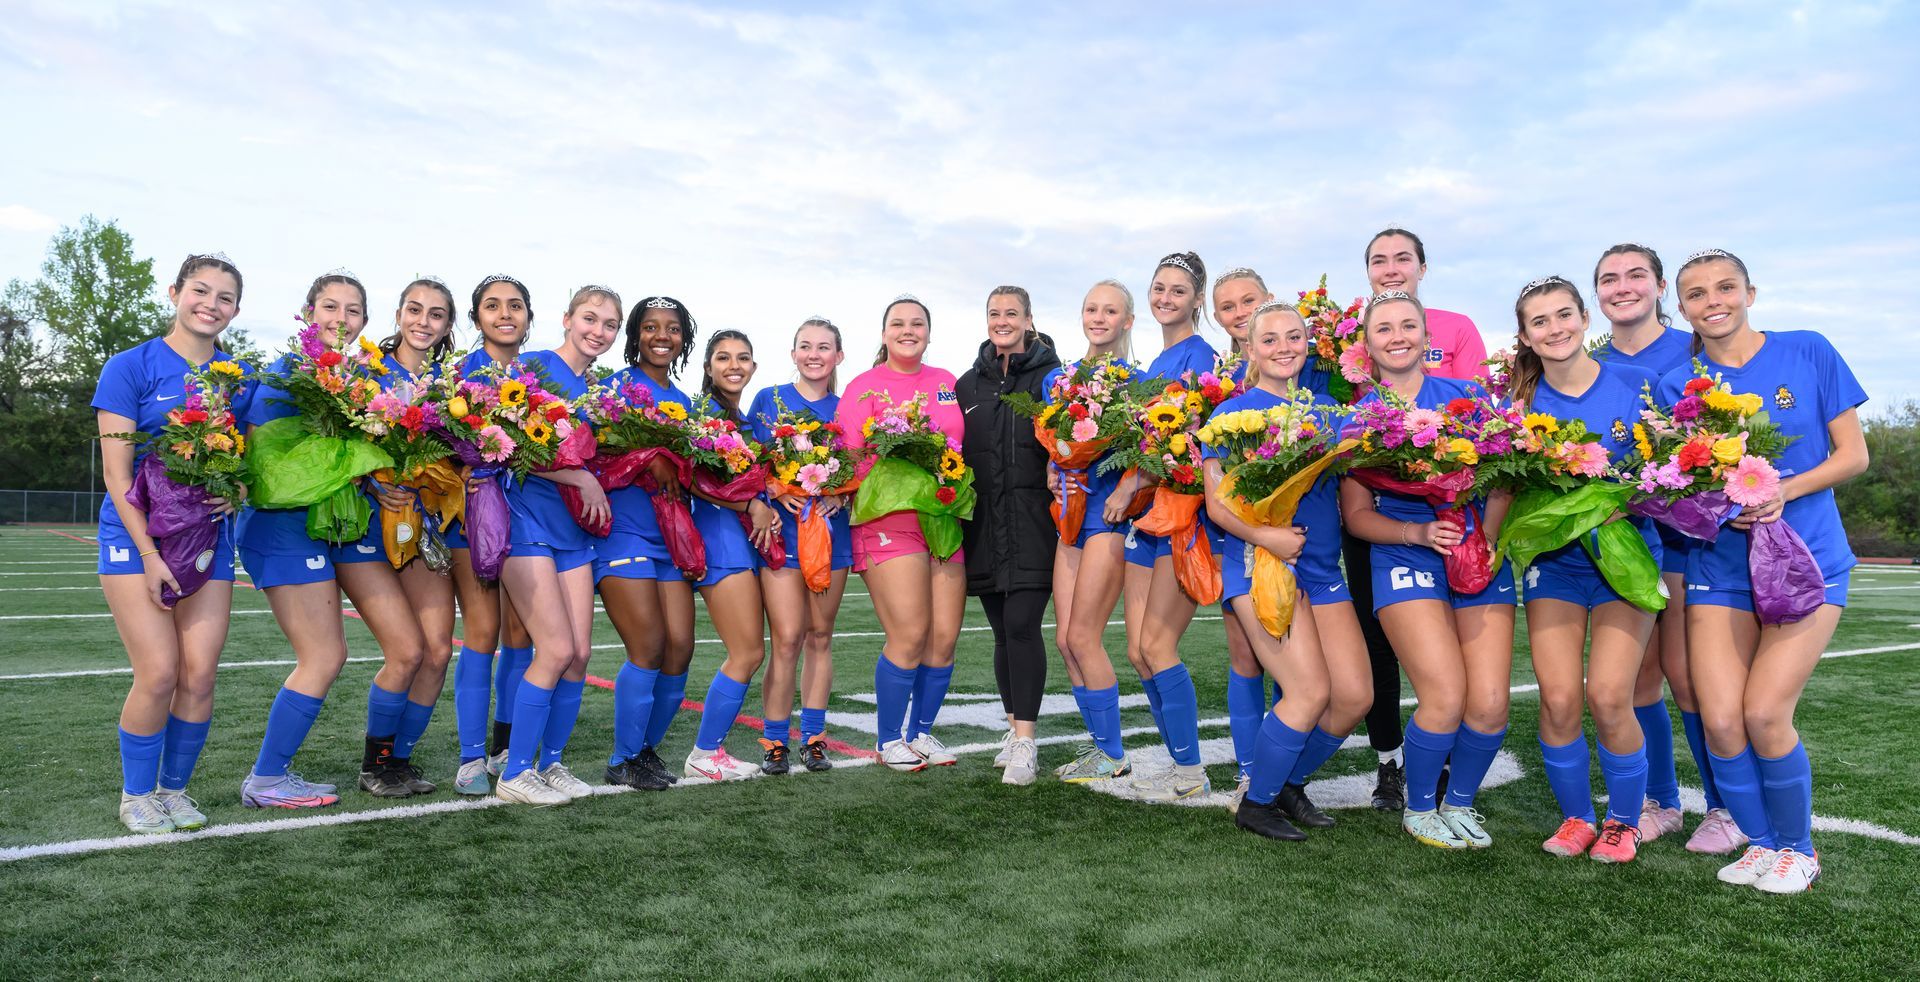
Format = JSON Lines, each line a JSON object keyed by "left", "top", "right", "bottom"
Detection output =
{"left": 0, "top": 610, "right": 282, "bottom": 622}
{"left": 1849, "top": 585, "right": 1920, "bottom": 592}
{"left": 0, "top": 656, "right": 385, "bottom": 681}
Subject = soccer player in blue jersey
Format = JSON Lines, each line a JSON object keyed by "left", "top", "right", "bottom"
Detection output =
{"left": 1339, "top": 291, "right": 1516, "bottom": 850}
{"left": 94, "top": 254, "right": 248, "bottom": 832}
{"left": 489, "top": 287, "right": 620, "bottom": 805}
{"left": 1505, "top": 277, "right": 1661, "bottom": 862}
{"left": 750, "top": 318, "right": 853, "bottom": 775}
{"left": 1656, "top": 250, "right": 1868, "bottom": 894}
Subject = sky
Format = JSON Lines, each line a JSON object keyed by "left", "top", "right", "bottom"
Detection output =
{"left": 3, "top": 0, "right": 1916, "bottom": 408}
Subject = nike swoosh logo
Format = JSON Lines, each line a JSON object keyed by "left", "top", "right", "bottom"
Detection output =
{"left": 1172, "top": 744, "right": 1190, "bottom": 753}
{"left": 156, "top": 394, "right": 181, "bottom": 402}
{"left": 964, "top": 405, "right": 979, "bottom": 414}
{"left": 1498, "top": 585, "right": 1513, "bottom": 593}
{"left": 690, "top": 764, "right": 723, "bottom": 781}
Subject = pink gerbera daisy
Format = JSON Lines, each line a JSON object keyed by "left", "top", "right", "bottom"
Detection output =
{"left": 1723, "top": 455, "right": 1781, "bottom": 507}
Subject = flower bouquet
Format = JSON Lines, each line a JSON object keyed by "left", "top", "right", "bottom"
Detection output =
{"left": 363, "top": 375, "right": 457, "bottom": 570}
{"left": 1341, "top": 387, "right": 1498, "bottom": 593}
{"left": 686, "top": 398, "right": 781, "bottom": 568}
{"left": 246, "top": 322, "right": 396, "bottom": 545}
{"left": 849, "top": 391, "right": 973, "bottom": 561}
{"left": 1002, "top": 353, "right": 1154, "bottom": 539}
{"left": 763, "top": 399, "right": 862, "bottom": 591}
{"left": 1299, "top": 276, "right": 1371, "bottom": 404}
{"left": 576, "top": 380, "right": 705, "bottom": 578}
{"left": 433, "top": 366, "right": 590, "bottom": 578}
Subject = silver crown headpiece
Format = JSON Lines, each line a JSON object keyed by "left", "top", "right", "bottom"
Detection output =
{"left": 1520, "top": 275, "right": 1573, "bottom": 296}
{"left": 477, "top": 273, "right": 525, "bottom": 290}
{"left": 1213, "top": 266, "right": 1261, "bottom": 289}
{"left": 1251, "top": 298, "right": 1297, "bottom": 320}
{"left": 1369, "top": 290, "right": 1415, "bottom": 304}
{"left": 1158, "top": 254, "right": 1196, "bottom": 277}
{"left": 1683, "top": 248, "right": 1733, "bottom": 265}
{"left": 644, "top": 297, "right": 681, "bottom": 310}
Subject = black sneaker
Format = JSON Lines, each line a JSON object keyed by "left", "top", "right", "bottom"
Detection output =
{"left": 799, "top": 736, "right": 834, "bottom": 772}
{"left": 396, "top": 759, "right": 437, "bottom": 795}
{"left": 1235, "top": 796, "right": 1307, "bottom": 841}
{"left": 1372, "top": 760, "right": 1406, "bottom": 811}
{"left": 638, "top": 746, "right": 679, "bottom": 785}
{"left": 359, "top": 761, "right": 417, "bottom": 798}
{"left": 1275, "top": 782, "right": 1335, "bottom": 828}
{"left": 605, "top": 756, "right": 671, "bottom": 791}
{"left": 760, "top": 739, "right": 791, "bottom": 775}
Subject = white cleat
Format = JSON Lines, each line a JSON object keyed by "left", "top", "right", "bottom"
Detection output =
{"left": 1717, "top": 845, "right": 1777, "bottom": 886}
{"left": 684, "top": 746, "right": 759, "bottom": 782}
{"left": 154, "top": 788, "right": 207, "bottom": 831}
{"left": 879, "top": 739, "right": 928, "bottom": 773}
{"left": 1752, "top": 848, "right": 1820, "bottom": 895}
{"left": 537, "top": 762, "right": 594, "bottom": 799}
{"left": 119, "top": 791, "right": 175, "bottom": 834}
{"left": 494, "top": 769, "right": 570, "bottom": 806}
{"left": 907, "top": 733, "right": 957, "bottom": 766}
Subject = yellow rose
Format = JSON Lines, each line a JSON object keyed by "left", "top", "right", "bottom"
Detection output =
{"left": 813, "top": 445, "right": 829, "bottom": 458}
{"left": 1447, "top": 437, "right": 1478, "bottom": 465}
{"left": 1735, "top": 392, "right": 1763, "bottom": 416}
{"left": 447, "top": 396, "right": 470, "bottom": 419}
{"left": 1711, "top": 434, "right": 1746, "bottom": 466}
{"left": 1169, "top": 433, "right": 1188, "bottom": 455}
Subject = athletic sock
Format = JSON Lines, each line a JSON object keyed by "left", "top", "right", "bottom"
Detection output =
{"left": 1539, "top": 734, "right": 1597, "bottom": 823}
{"left": 906, "top": 664, "right": 954, "bottom": 741}
{"left": 495, "top": 644, "right": 533, "bottom": 723}
{"left": 1680, "top": 710, "right": 1722, "bottom": 811}
{"left": 1756, "top": 742, "right": 1814, "bottom": 854}
{"left": 764, "top": 716, "right": 791, "bottom": 745}
{"left": 118, "top": 727, "right": 164, "bottom": 795}
{"left": 1443, "top": 724, "right": 1507, "bottom": 808}
{"left": 1247, "top": 712, "right": 1310, "bottom": 806}
{"left": 393, "top": 699, "right": 436, "bottom": 760}
{"left": 695, "top": 672, "right": 750, "bottom": 751}
{"left": 872, "top": 655, "right": 916, "bottom": 749}
{"left": 158, "top": 714, "right": 211, "bottom": 790}
{"left": 1139, "top": 673, "right": 1168, "bottom": 747}
{"left": 800, "top": 707, "right": 827, "bottom": 744}
{"left": 1635, "top": 700, "right": 1681, "bottom": 810}
{"left": 1708, "top": 745, "right": 1777, "bottom": 849}
{"left": 1151, "top": 664, "right": 1200, "bottom": 767}
{"left": 610, "top": 661, "right": 659, "bottom": 767}
{"left": 453, "top": 646, "right": 495, "bottom": 762}
{"left": 253, "top": 687, "right": 325, "bottom": 778}
{"left": 538, "top": 678, "right": 585, "bottom": 771}
{"left": 503, "top": 680, "right": 554, "bottom": 781}
{"left": 1070, "top": 684, "right": 1093, "bottom": 740}
{"left": 366, "top": 681, "right": 408, "bottom": 739}
{"left": 1403, "top": 720, "right": 1457, "bottom": 812}
{"left": 1597, "top": 740, "right": 1649, "bottom": 826}
{"left": 1084, "top": 684, "right": 1125, "bottom": 760}
{"left": 644, "top": 671, "right": 689, "bottom": 749}
{"left": 1286, "top": 726, "right": 1347, "bottom": 787}
{"left": 1226, "top": 668, "right": 1265, "bottom": 778}
{"left": 1378, "top": 746, "right": 1403, "bottom": 767}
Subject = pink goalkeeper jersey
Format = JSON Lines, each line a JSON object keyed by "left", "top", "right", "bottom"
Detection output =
{"left": 1424, "top": 307, "right": 1489, "bottom": 380}
{"left": 835, "top": 362, "right": 965, "bottom": 457}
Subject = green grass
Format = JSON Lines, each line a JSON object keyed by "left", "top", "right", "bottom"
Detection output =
{"left": 2, "top": 525, "right": 1918, "bottom": 979}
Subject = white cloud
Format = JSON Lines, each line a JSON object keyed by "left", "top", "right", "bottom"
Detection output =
{"left": 0, "top": 205, "right": 58, "bottom": 233}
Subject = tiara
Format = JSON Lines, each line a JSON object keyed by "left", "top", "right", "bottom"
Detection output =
{"left": 1213, "top": 267, "right": 1260, "bottom": 288}
{"left": 644, "top": 297, "right": 680, "bottom": 310}
{"left": 1251, "top": 298, "right": 1295, "bottom": 319}
{"left": 889, "top": 293, "right": 924, "bottom": 305}
{"left": 1683, "top": 248, "right": 1733, "bottom": 265}
{"left": 1520, "top": 275, "right": 1572, "bottom": 295}
{"left": 186, "top": 251, "right": 235, "bottom": 265}
{"left": 801, "top": 314, "right": 836, "bottom": 326}
{"left": 1158, "top": 255, "right": 1196, "bottom": 276}
{"left": 413, "top": 274, "right": 449, "bottom": 288}
{"left": 1369, "top": 290, "right": 1414, "bottom": 304}
{"left": 477, "top": 273, "right": 524, "bottom": 289}
{"left": 321, "top": 266, "right": 361, "bottom": 281}
{"left": 573, "top": 284, "right": 623, "bottom": 303}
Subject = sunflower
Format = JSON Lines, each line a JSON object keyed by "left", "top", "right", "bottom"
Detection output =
{"left": 525, "top": 419, "right": 553, "bottom": 445}
{"left": 1522, "top": 412, "right": 1559, "bottom": 435}
{"left": 499, "top": 379, "right": 528, "bottom": 407}
{"left": 660, "top": 401, "right": 687, "bottom": 421}
{"left": 1145, "top": 403, "right": 1185, "bottom": 432}
{"left": 939, "top": 449, "right": 966, "bottom": 481}
{"left": 1633, "top": 423, "right": 1653, "bottom": 461}
{"left": 209, "top": 360, "right": 243, "bottom": 379}
{"left": 1183, "top": 392, "right": 1205, "bottom": 417}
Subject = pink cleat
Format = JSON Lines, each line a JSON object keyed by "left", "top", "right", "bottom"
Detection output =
{"left": 1686, "top": 807, "right": 1749, "bottom": 855}
{"left": 1542, "top": 817, "right": 1599, "bottom": 857}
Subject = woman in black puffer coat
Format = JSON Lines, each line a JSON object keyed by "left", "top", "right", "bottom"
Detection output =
{"left": 958, "top": 285, "right": 1061, "bottom": 786}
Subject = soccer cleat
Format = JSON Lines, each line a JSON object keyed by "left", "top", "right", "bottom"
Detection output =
{"left": 1687, "top": 808, "right": 1750, "bottom": 855}
{"left": 1372, "top": 760, "right": 1406, "bottom": 811}
{"left": 1716, "top": 845, "right": 1777, "bottom": 886}
{"left": 1001, "top": 738, "right": 1038, "bottom": 786}
{"left": 993, "top": 730, "right": 1016, "bottom": 769}
{"left": 359, "top": 763, "right": 417, "bottom": 798}
{"left": 879, "top": 739, "right": 928, "bottom": 772}
{"left": 241, "top": 771, "right": 340, "bottom": 809}
{"left": 1053, "top": 744, "right": 1099, "bottom": 778}
{"left": 907, "top": 732, "right": 957, "bottom": 766}
{"left": 454, "top": 758, "right": 492, "bottom": 796}
{"left": 1226, "top": 774, "right": 1251, "bottom": 816}
{"left": 493, "top": 769, "right": 570, "bottom": 806}
{"left": 799, "top": 736, "right": 834, "bottom": 772}
{"left": 760, "top": 738, "right": 791, "bottom": 776}
{"left": 1058, "top": 748, "right": 1131, "bottom": 784}
{"left": 1439, "top": 804, "right": 1493, "bottom": 848}
{"left": 605, "top": 756, "right": 671, "bottom": 791}
{"left": 538, "top": 762, "right": 593, "bottom": 799}
{"left": 1127, "top": 763, "right": 1210, "bottom": 802}
{"left": 397, "top": 761, "right": 437, "bottom": 795}
{"left": 1752, "top": 848, "right": 1820, "bottom": 895}
{"left": 486, "top": 749, "right": 508, "bottom": 778}
{"left": 154, "top": 788, "right": 207, "bottom": 831}
{"left": 1403, "top": 808, "right": 1469, "bottom": 849}
{"left": 288, "top": 772, "right": 336, "bottom": 795}
{"left": 1236, "top": 797, "right": 1308, "bottom": 841}
{"left": 638, "top": 747, "right": 679, "bottom": 785}
{"left": 1589, "top": 819, "right": 1641, "bottom": 864}
{"left": 119, "top": 791, "right": 176, "bottom": 834}
{"left": 684, "top": 746, "right": 759, "bottom": 783}
{"left": 1274, "top": 783, "right": 1336, "bottom": 829}
{"left": 1542, "top": 817, "right": 1599, "bottom": 857}
{"left": 1639, "top": 798, "right": 1683, "bottom": 843}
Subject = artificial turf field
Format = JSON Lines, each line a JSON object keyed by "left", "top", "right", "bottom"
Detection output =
{"left": 1, "top": 525, "right": 1917, "bottom": 980}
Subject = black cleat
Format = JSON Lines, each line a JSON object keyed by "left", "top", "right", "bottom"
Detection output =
{"left": 760, "top": 739, "right": 791, "bottom": 775}
{"left": 638, "top": 746, "right": 679, "bottom": 785}
{"left": 799, "top": 736, "right": 834, "bottom": 772}
{"left": 359, "top": 761, "right": 417, "bottom": 798}
{"left": 605, "top": 756, "right": 671, "bottom": 791}
{"left": 396, "top": 759, "right": 437, "bottom": 795}
{"left": 1372, "top": 760, "right": 1406, "bottom": 811}
{"left": 1275, "top": 782, "right": 1336, "bottom": 829}
{"left": 1236, "top": 796, "right": 1308, "bottom": 841}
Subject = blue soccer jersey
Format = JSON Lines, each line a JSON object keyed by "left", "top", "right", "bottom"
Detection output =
{"left": 594, "top": 366, "right": 694, "bottom": 581}
{"left": 747, "top": 382, "right": 854, "bottom": 571}
{"left": 505, "top": 350, "right": 598, "bottom": 555}
{"left": 1597, "top": 326, "right": 1693, "bottom": 378}
{"left": 1145, "top": 333, "right": 1218, "bottom": 384}
{"left": 1203, "top": 384, "right": 1345, "bottom": 590}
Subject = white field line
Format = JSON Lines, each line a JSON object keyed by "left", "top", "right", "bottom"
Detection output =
{"left": 2, "top": 656, "right": 386, "bottom": 681}
{"left": 0, "top": 561, "right": 102, "bottom": 566}
{"left": 1849, "top": 585, "right": 1920, "bottom": 592}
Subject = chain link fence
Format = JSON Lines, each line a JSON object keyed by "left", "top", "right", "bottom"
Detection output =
{"left": 1, "top": 490, "right": 107, "bottom": 525}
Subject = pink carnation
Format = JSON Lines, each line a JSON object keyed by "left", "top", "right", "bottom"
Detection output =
{"left": 1723, "top": 455, "right": 1781, "bottom": 507}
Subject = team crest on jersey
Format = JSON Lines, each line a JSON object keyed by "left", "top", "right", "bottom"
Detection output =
{"left": 1774, "top": 385, "right": 1796, "bottom": 411}
{"left": 1610, "top": 419, "right": 1629, "bottom": 444}
{"left": 1424, "top": 347, "right": 1443, "bottom": 364}
{"left": 937, "top": 385, "right": 958, "bottom": 404}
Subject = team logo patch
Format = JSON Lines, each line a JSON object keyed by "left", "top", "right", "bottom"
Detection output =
{"left": 936, "top": 386, "right": 958, "bottom": 405}
{"left": 194, "top": 549, "right": 214, "bottom": 573}
{"left": 1774, "top": 385, "right": 1796, "bottom": 411}
{"left": 1610, "top": 419, "right": 1629, "bottom": 444}
{"left": 1424, "top": 347, "right": 1443, "bottom": 364}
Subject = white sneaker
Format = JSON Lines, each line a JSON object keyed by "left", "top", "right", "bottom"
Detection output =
{"left": 493, "top": 769, "right": 570, "bottom": 806}
{"left": 486, "top": 749, "right": 508, "bottom": 778}
{"left": 1127, "top": 762, "right": 1210, "bottom": 802}
{"left": 455, "top": 757, "right": 492, "bottom": 796}
{"left": 119, "top": 791, "right": 175, "bottom": 834}
{"left": 1752, "top": 848, "right": 1821, "bottom": 895}
{"left": 907, "top": 732, "right": 957, "bottom": 766}
{"left": 879, "top": 739, "right": 928, "bottom": 773}
{"left": 155, "top": 788, "right": 207, "bottom": 831}
{"left": 1001, "top": 738, "right": 1038, "bottom": 786}
{"left": 1227, "top": 774, "right": 1251, "bottom": 816}
{"left": 992, "top": 730, "right": 1015, "bottom": 769}
{"left": 1440, "top": 803, "right": 1494, "bottom": 849}
{"left": 684, "top": 746, "right": 759, "bottom": 782}
{"left": 537, "top": 762, "right": 594, "bottom": 799}
{"left": 1717, "top": 845, "right": 1777, "bottom": 886}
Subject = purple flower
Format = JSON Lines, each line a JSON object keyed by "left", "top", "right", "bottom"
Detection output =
{"left": 1673, "top": 396, "right": 1704, "bottom": 423}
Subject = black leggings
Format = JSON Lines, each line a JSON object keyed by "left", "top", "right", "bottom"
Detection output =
{"left": 1342, "top": 530, "right": 1403, "bottom": 752}
{"left": 981, "top": 589, "right": 1050, "bottom": 722}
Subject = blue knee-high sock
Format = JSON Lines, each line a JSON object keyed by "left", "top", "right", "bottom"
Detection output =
{"left": 1709, "top": 746, "right": 1776, "bottom": 849}
{"left": 695, "top": 672, "right": 750, "bottom": 751}
{"left": 1680, "top": 710, "right": 1722, "bottom": 811}
{"left": 254, "top": 688, "right": 325, "bottom": 778}
{"left": 1757, "top": 743, "right": 1814, "bottom": 854}
{"left": 1443, "top": 724, "right": 1507, "bottom": 808}
{"left": 503, "top": 680, "right": 554, "bottom": 780}
{"left": 454, "top": 647, "right": 495, "bottom": 762}
{"left": 393, "top": 700, "right": 436, "bottom": 760}
{"left": 1084, "top": 684, "right": 1125, "bottom": 759}
{"left": 873, "top": 655, "right": 916, "bottom": 749}
{"left": 1286, "top": 726, "right": 1347, "bottom": 786}
{"left": 159, "top": 715, "right": 211, "bottom": 790}
{"left": 1598, "top": 741, "right": 1649, "bottom": 826}
{"left": 1247, "top": 713, "right": 1310, "bottom": 806}
{"left": 1152, "top": 664, "right": 1200, "bottom": 767}
{"left": 366, "top": 681, "right": 408, "bottom": 738}
{"left": 118, "top": 727, "right": 164, "bottom": 795}
{"left": 906, "top": 664, "right": 954, "bottom": 740}
{"left": 644, "top": 672, "right": 689, "bottom": 749}
{"left": 1540, "top": 735, "right": 1597, "bottom": 823}
{"left": 538, "top": 678, "right": 584, "bottom": 770}
{"left": 1139, "top": 673, "right": 1168, "bottom": 747}
{"left": 1403, "top": 720, "right": 1458, "bottom": 812}
{"left": 495, "top": 645, "right": 533, "bottom": 723}
{"left": 765, "top": 716, "right": 791, "bottom": 745}
{"left": 610, "top": 662, "right": 659, "bottom": 766}
{"left": 1070, "top": 684, "right": 1092, "bottom": 739}
{"left": 800, "top": 707, "right": 827, "bottom": 743}
{"left": 1635, "top": 700, "right": 1681, "bottom": 810}
{"left": 1226, "top": 669, "right": 1265, "bottom": 778}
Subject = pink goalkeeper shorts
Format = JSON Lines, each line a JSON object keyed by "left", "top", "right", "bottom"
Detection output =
{"left": 852, "top": 511, "right": 965, "bottom": 572}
